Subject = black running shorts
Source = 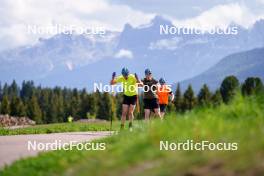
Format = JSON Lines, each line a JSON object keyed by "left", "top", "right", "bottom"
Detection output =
{"left": 143, "top": 98, "right": 159, "bottom": 110}
{"left": 159, "top": 104, "right": 167, "bottom": 112}
{"left": 123, "top": 95, "right": 137, "bottom": 105}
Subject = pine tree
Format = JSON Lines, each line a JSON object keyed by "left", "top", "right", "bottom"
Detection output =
{"left": 1, "top": 95, "right": 10, "bottom": 115}
{"left": 79, "top": 92, "right": 98, "bottom": 119}
{"left": 174, "top": 83, "right": 183, "bottom": 112}
{"left": 48, "top": 93, "right": 59, "bottom": 123}
{"left": 38, "top": 89, "right": 50, "bottom": 123}
{"left": 211, "top": 89, "right": 223, "bottom": 107}
{"left": 242, "top": 77, "right": 263, "bottom": 96}
{"left": 53, "top": 87, "right": 65, "bottom": 122}
{"left": 79, "top": 89, "right": 88, "bottom": 118}
{"left": 96, "top": 92, "right": 113, "bottom": 120}
{"left": 88, "top": 94, "right": 97, "bottom": 117}
{"left": 69, "top": 95, "right": 81, "bottom": 119}
{"left": 110, "top": 94, "right": 117, "bottom": 120}
{"left": 93, "top": 90, "right": 102, "bottom": 117}
{"left": 183, "top": 85, "right": 196, "bottom": 111}
{"left": 10, "top": 96, "right": 26, "bottom": 117}
{"left": 220, "top": 75, "right": 239, "bottom": 103}
{"left": 21, "top": 81, "right": 35, "bottom": 102}
{"left": 9, "top": 80, "right": 19, "bottom": 98}
{"left": 62, "top": 87, "right": 71, "bottom": 121}
{"left": 57, "top": 92, "right": 64, "bottom": 122}
{"left": 10, "top": 96, "right": 18, "bottom": 116}
{"left": 115, "top": 93, "right": 123, "bottom": 119}
{"left": 0, "top": 82, "right": 3, "bottom": 101}
{"left": 197, "top": 84, "right": 211, "bottom": 107}
{"left": 27, "top": 95, "right": 42, "bottom": 124}
{"left": 45, "top": 91, "right": 64, "bottom": 123}
{"left": 3, "top": 83, "right": 9, "bottom": 97}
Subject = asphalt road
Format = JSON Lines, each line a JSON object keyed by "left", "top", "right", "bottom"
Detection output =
{"left": 0, "top": 131, "right": 111, "bottom": 168}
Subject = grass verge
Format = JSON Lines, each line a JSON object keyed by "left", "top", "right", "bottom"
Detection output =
{"left": 1, "top": 94, "right": 264, "bottom": 176}
{"left": 0, "top": 121, "right": 119, "bottom": 135}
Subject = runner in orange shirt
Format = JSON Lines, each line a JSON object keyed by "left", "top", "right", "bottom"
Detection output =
{"left": 157, "top": 78, "right": 174, "bottom": 118}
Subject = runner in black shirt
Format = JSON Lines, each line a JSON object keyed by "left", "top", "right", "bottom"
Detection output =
{"left": 138, "top": 68, "right": 161, "bottom": 121}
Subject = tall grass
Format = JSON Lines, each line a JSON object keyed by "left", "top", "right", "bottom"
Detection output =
{"left": 1, "top": 93, "right": 264, "bottom": 176}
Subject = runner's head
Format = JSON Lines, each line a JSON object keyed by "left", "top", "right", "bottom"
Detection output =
{"left": 159, "top": 78, "right": 166, "bottom": 85}
{"left": 121, "top": 67, "right": 129, "bottom": 79}
{"left": 145, "top": 68, "right": 152, "bottom": 80}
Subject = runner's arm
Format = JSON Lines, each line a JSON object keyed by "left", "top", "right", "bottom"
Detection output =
{"left": 135, "top": 73, "right": 143, "bottom": 87}
{"left": 170, "top": 92, "right": 175, "bottom": 102}
{"left": 110, "top": 72, "right": 117, "bottom": 85}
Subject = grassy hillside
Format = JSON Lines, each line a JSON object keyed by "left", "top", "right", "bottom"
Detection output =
{"left": 1, "top": 93, "right": 264, "bottom": 176}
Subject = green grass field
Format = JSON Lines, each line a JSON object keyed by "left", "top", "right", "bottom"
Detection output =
{"left": 1, "top": 94, "right": 264, "bottom": 176}
{"left": 0, "top": 121, "right": 119, "bottom": 135}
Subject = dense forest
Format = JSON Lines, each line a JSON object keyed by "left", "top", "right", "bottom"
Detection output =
{"left": 0, "top": 76, "right": 263, "bottom": 124}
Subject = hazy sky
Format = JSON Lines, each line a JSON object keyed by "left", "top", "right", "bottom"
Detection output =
{"left": 110, "top": 0, "right": 264, "bottom": 19}
{"left": 0, "top": 0, "right": 263, "bottom": 51}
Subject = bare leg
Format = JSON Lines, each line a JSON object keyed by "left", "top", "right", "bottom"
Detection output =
{"left": 160, "top": 112, "right": 165, "bottom": 118}
{"left": 149, "top": 110, "right": 154, "bottom": 118}
{"left": 154, "top": 108, "right": 162, "bottom": 119}
{"left": 128, "top": 105, "right": 135, "bottom": 124}
{"left": 121, "top": 104, "right": 128, "bottom": 128}
{"left": 144, "top": 109, "right": 151, "bottom": 121}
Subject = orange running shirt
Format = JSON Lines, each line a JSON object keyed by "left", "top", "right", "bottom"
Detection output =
{"left": 157, "top": 85, "right": 171, "bottom": 105}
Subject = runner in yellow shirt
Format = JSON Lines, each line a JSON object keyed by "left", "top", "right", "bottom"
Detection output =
{"left": 110, "top": 67, "right": 140, "bottom": 130}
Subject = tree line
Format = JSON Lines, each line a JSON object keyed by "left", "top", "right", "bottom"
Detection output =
{"left": 0, "top": 81, "right": 117, "bottom": 124}
{"left": 173, "top": 76, "right": 263, "bottom": 113}
{"left": 0, "top": 76, "right": 263, "bottom": 124}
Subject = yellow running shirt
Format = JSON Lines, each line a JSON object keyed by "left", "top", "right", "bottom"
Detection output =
{"left": 115, "top": 74, "right": 138, "bottom": 96}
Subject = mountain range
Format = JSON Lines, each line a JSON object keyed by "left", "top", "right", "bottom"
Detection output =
{"left": 179, "top": 47, "right": 264, "bottom": 91}
{"left": 0, "top": 15, "right": 264, "bottom": 90}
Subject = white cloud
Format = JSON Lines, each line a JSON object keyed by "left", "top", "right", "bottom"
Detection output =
{"left": 65, "top": 61, "right": 74, "bottom": 71}
{"left": 149, "top": 37, "right": 181, "bottom": 50}
{"left": 172, "top": 3, "right": 264, "bottom": 30}
{"left": 1, "top": 1, "right": 263, "bottom": 52}
{"left": 257, "top": 0, "right": 264, "bottom": 4}
{"left": 0, "top": 0, "right": 155, "bottom": 51}
{"left": 114, "top": 49, "right": 133, "bottom": 59}
{"left": 182, "top": 38, "right": 208, "bottom": 46}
